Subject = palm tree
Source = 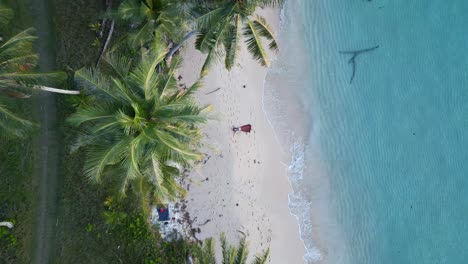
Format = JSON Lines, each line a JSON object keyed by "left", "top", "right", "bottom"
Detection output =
{"left": 195, "top": 0, "right": 282, "bottom": 76}
{"left": 116, "top": 0, "right": 196, "bottom": 49}
{"left": 0, "top": 6, "right": 76, "bottom": 137}
{"left": 193, "top": 233, "right": 270, "bottom": 264}
{"left": 68, "top": 42, "right": 209, "bottom": 208}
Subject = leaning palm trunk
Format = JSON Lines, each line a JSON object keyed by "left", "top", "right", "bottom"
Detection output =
{"left": 166, "top": 30, "right": 197, "bottom": 62}
{"left": 0, "top": 221, "right": 13, "bottom": 229}
{"left": 34, "top": 85, "right": 80, "bottom": 95}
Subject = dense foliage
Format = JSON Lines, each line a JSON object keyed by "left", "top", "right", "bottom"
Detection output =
{"left": 0, "top": 6, "right": 65, "bottom": 138}
{"left": 194, "top": 234, "right": 270, "bottom": 264}
{"left": 68, "top": 44, "right": 209, "bottom": 207}
{"left": 0, "top": 0, "right": 281, "bottom": 262}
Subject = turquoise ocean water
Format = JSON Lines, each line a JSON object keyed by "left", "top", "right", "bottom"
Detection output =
{"left": 264, "top": 0, "right": 468, "bottom": 263}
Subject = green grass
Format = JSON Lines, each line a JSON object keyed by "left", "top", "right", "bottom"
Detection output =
{"left": 0, "top": 139, "right": 35, "bottom": 264}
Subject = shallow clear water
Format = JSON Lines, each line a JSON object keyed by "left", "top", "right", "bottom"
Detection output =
{"left": 265, "top": 1, "right": 468, "bottom": 263}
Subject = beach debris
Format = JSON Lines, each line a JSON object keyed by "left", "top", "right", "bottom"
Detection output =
{"left": 205, "top": 87, "right": 221, "bottom": 95}
{"left": 339, "top": 45, "right": 379, "bottom": 84}
{"left": 242, "top": 84, "right": 246, "bottom": 88}
{"left": 179, "top": 83, "right": 187, "bottom": 90}
{"left": 199, "top": 219, "right": 211, "bottom": 226}
{"left": 237, "top": 230, "right": 246, "bottom": 236}
{"left": 203, "top": 155, "right": 211, "bottom": 164}
{"left": 151, "top": 203, "right": 195, "bottom": 241}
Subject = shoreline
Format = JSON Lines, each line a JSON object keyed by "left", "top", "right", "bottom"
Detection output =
{"left": 179, "top": 7, "right": 307, "bottom": 263}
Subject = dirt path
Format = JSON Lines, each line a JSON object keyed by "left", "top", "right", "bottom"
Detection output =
{"left": 30, "top": 0, "right": 60, "bottom": 263}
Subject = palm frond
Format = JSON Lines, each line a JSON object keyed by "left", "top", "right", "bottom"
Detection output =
{"left": 83, "top": 138, "right": 129, "bottom": 183}
{"left": 103, "top": 53, "right": 133, "bottom": 79}
{"left": 243, "top": 21, "right": 269, "bottom": 67}
{"left": 155, "top": 129, "right": 202, "bottom": 159}
{"left": 0, "top": 5, "right": 13, "bottom": 25}
{"left": 0, "top": 28, "right": 37, "bottom": 53}
{"left": 0, "top": 72, "right": 66, "bottom": 87}
{"left": 127, "top": 20, "right": 155, "bottom": 48}
{"left": 0, "top": 99, "right": 34, "bottom": 138}
{"left": 224, "top": 14, "right": 241, "bottom": 70}
{"left": 0, "top": 54, "right": 38, "bottom": 72}
{"left": 174, "top": 78, "right": 204, "bottom": 102}
{"left": 67, "top": 103, "right": 116, "bottom": 126}
{"left": 199, "top": 44, "right": 218, "bottom": 77}
{"left": 234, "top": 237, "right": 249, "bottom": 264}
{"left": 252, "top": 248, "right": 270, "bottom": 264}
{"left": 252, "top": 16, "right": 278, "bottom": 52}
{"left": 195, "top": 6, "right": 227, "bottom": 32}
{"left": 117, "top": 0, "right": 142, "bottom": 22}
{"left": 200, "top": 238, "right": 216, "bottom": 264}
{"left": 256, "top": 0, "right": 284, "bottom": 8}
{"left": 75, "top": 68, "right": 119, "bottom": 100}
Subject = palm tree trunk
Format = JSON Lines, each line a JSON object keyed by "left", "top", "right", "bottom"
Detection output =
{"left": 96, "top": 0, "right": 114, "bottom": 67}
{"left": 96, "top": 20, "right": 115, "bottom": 67}
{"left": 35, "top": 86, "right": 80, "bottom": 95}
{"left": 0, "top": 221, "right": 13, "bottom": 229}
{"left": 165, "top": 30, "right": 197, "bottom": 62}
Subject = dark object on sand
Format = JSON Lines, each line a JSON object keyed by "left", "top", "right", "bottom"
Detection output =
{"left": 232, "top": 124, "right": 252, "bottom": 133}
{"left": 205, "top": 87, "right": 221, "bottom": 95}
{"left": 157, "top": 206, "right": 169, "bottom": 221}
{"left": 339, "top": 45, "right": 379, "bottom": 84}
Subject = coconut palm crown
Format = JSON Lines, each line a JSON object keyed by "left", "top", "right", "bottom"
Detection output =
{"left": 0, "top": 6, "right": 65, "bottom": 138}
{"left": 68, "top": 42, "right": 209, "bottom": 204}
{"left": 195, "top": 0, "right": 283, "bottom": 76}
{"left": 116, "top": 0, "right": 196, "bottom": 48}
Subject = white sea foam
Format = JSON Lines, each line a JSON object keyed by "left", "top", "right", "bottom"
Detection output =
{"left": 287, "top": 141, "right": 323, "bottom": 263}
{"left": 261, "top": 1, "right": 332, "bottom": 262}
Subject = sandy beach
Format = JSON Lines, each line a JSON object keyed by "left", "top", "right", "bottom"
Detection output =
{"left": 178, "top": 8, "right": 307, "bottom": 263}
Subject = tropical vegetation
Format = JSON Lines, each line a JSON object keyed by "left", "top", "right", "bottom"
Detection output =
{"left": 115, "top": 0, "right": 196, "bottom": 49}
{"left": 68, "top": 42, "right": 209, "bottom": 210}
{"left": 0, "top": 5, "right": 81, "bottom": 138}
{"left": 193, "top": 234, "right": 270, "bottom": 264}
{"left": 0, "top": 0, "right": 280, "bottom": 262}
{"left": 195, "top": 0, "right": 282, "bottom": 75}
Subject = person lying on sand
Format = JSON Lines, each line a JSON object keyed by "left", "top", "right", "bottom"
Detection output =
{"left": 232, "top": 124, "right": 252, "bottom": 134}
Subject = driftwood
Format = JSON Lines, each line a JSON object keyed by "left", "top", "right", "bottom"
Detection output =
{"left": 339, "top": 45, "right": 379, "bottom": 84}
{"left": 205, "top": 87, "right": 220, "bottom": 95}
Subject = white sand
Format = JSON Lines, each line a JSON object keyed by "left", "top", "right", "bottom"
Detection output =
{"left": 178, "top": 8, "right": 307, "bottom": 263}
